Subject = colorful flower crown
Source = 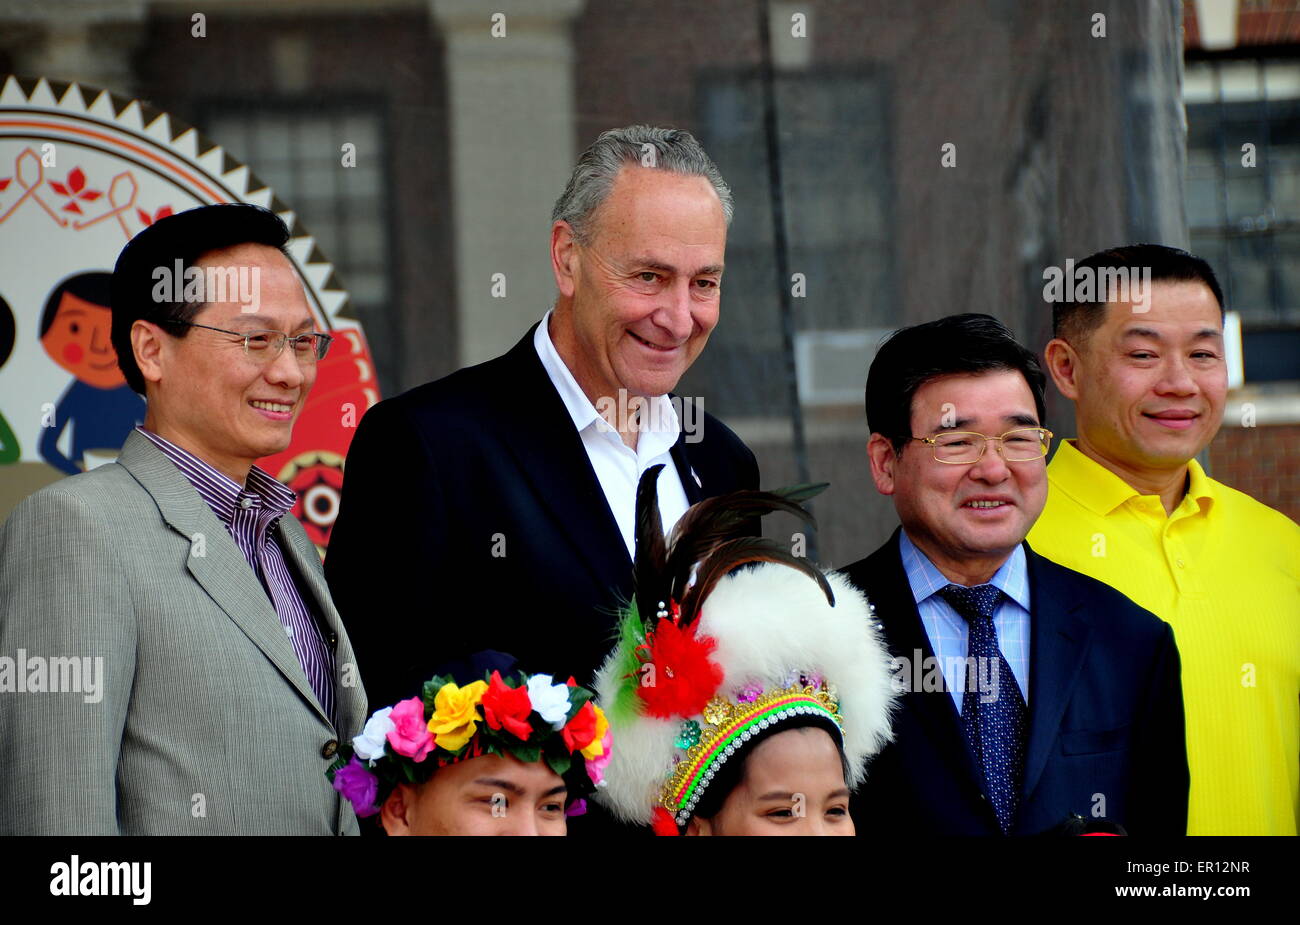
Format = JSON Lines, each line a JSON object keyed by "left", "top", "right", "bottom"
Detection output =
{"left": 327, "top": 669, "right": 611, "bottom": 818}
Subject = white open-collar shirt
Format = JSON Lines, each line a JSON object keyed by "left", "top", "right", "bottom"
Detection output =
{"left": 533, "top": 310, "right": 691, "bottom": 560}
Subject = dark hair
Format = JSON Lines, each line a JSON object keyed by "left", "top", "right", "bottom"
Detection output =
{"left": 40, "top": 271, "right": 113, "bottom": 338}
{"left": 425, "top": 650, "right": 594, "bottom": 806}
{"left": 689, "top": 715, "right": 848, "bottom": 824}
{"left": 865, "top": 313, "right": 1047, "bottom": 453}
{"left": 110, "top": 203, "right": 291, "bottom": 394}
{"left": 1051, "top": 244, "right": 1225, "bottom": 344}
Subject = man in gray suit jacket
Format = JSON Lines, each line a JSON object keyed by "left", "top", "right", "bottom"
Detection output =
{"left": 0, "top": 204, "right": 367, "bottom": 834}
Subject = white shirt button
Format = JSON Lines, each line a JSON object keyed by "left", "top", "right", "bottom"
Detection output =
{"left": 239, "top": 497, "right": 253, "bottom": 509}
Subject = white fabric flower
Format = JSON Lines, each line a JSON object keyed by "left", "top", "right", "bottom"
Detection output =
{"left": 526, "top": 674, "right": 572, "bottom": 730}
{"left": 352, "top": 706, "right": 395, "bottom": 765}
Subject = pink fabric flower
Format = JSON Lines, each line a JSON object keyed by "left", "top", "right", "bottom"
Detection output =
{"left": 584, "top": 728, "right": 614, "bottom": 786}
{"left": 386, "top": 696, "right": 434, "bottom": 762}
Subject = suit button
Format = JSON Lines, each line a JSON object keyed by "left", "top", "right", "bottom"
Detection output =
{"left": 321, "top": 739, "right": 339, "bottom": 759}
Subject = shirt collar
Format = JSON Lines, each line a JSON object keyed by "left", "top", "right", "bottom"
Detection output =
{"left": 532, "top": 310, "right": 681, "bottom": 444}
{"left": 136, "top": 426, "right": 296, "bottom": 528}
{"left": 898, "top": 528, "right": 1031, "bottom": 610}
{"left": 1183, "top": 454, "right": 1217, "bottom": 514}
{"left": 1047, "top": 438, "right": 1216, "bottom": 517}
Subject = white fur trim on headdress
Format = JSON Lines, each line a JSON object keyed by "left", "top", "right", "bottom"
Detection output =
{"left": 593, "top": 563, "right": 897, "bottom": 826}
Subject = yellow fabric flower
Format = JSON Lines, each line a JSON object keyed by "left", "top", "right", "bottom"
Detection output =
{"left": 427, "top": 680, "right": 488, "bottom": 752}
{"left": 579, "top": 705, "right": 610, "bottom": 760}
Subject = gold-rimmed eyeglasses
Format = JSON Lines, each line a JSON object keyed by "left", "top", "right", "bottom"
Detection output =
{"left": 165, "top": 321, "right": 333, "bottom": 364}
{"left": 910, "top": 427, "right": 1053, "bottom": 465}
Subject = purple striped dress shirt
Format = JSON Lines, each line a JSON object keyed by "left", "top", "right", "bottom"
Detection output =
{"left": 137, "top": 426, "right": 337, "bottom": 726}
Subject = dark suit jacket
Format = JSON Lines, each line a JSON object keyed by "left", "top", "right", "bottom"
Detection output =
{"left": 843, "top": 529, "right": 1188, "bottom": 836}
{"left": 325, "top": 325, "right": 759, "bottom": 711}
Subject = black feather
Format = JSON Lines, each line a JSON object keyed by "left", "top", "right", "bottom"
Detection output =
{"left": 678, "top": 536, "right": 836, "bottom": 627}
{"left": 770, "top": 482, "right": 830, "bottom": 506}
{"left": 632, "top": 472, "right": 831, "bottom": 627}
{"left": 664, "top": 484, "right": 828, "bottom": 606}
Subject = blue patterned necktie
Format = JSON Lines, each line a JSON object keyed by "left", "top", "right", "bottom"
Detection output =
{"left": 937, "top": 583, "right": 1028, "bottom": 834}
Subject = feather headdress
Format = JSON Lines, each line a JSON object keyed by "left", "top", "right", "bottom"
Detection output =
{"left": 593, "top": 466, "right": 898, "bottom": 831}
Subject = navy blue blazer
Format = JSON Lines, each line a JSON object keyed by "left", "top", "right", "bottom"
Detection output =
{"left": 325, "top": 325, "right": 759, "bottom": 712}
{"left": 843, "top": 529, "right": 1188, "bottom": 836}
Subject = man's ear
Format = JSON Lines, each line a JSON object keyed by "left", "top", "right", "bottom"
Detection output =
{"left": 379, "top": 784, "right": 414, "bottom": 837}
{"left": 130, "top": 319, "right": 166, "bottom": 389}
{"left": 866, "top": 433, "right": 899, "bottom": 496}
{"left": 684, "top": 814, "right": 711, "bottom": 837}
{"left": 550, "top": 220, "right": 579, "bottom": 299}
{"left": 1043, "top": 337, "right": 1082, "bottom": 402}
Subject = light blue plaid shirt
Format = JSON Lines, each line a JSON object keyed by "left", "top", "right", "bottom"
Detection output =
{"left": 898, "top": 530, "right": 1031, "bottom": 713}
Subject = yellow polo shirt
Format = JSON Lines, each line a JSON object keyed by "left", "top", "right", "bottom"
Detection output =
{"left": 1028, "top": 439, "right": 1300, "bottom": 835}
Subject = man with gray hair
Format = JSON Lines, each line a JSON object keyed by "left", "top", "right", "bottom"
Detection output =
{"left": 327, "top": 125, "right": 758, "bottom": 712}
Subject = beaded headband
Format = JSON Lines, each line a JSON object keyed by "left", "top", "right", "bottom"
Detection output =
{"left": 663, "top": 681, "right": 842, "bottom": 826}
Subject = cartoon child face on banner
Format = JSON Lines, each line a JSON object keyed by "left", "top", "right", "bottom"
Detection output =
{"left": 0, "top": 76, "right": 379, "bottom": 552}
{"left": 34, "top": 271, "right": 145, "bottom": 476}
{"left": 40, "top": 274, "right": 123, "bottom": 388}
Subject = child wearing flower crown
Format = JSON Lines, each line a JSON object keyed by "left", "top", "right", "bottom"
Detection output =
{"left": 329, "top": 650, "right": 610, "bottom": 836}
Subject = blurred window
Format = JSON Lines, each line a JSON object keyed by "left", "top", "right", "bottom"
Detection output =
{"left": 695, "top": 70, "right": 894, "bottom": 412}
{"left": 203, "top": 102, "right": 392, "bottom": 313}
{"left": 1184, "top": 59, "right": 1300, "bottom": 326}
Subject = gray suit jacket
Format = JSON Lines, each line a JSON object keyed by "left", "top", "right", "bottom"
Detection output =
{"left": 0, "top": 430, "right": 368, "bottom": 834}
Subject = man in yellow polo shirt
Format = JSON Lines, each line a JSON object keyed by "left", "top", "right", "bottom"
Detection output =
{"left": 1029, "top": 244, "right": 1300, "bottom": 835}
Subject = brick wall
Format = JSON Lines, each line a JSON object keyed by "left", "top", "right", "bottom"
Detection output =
{"left": 1208, "top": 424, "right": 1300, "bottom": 523}
{"left": 1184, "top": 0, "right": 1300, "bottom": 49}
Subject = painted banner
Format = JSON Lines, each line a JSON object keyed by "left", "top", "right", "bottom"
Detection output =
{"left": 0, "top": 75, "right": 379, "bottom": 553}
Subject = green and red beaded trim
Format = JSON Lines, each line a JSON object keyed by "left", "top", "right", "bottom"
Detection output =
{"left": 666, "top": 692, "right": 841, "bottom": 821}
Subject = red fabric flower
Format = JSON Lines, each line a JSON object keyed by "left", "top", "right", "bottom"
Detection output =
{"left": 637, "top": 619, "right": 723, "bottom": 718}
{"left": 480, "top": 670, "right": 534, "bottom": 740}
{"left": 651, "top": 807, "right": 681, "bottom": 836}
{"left": 562, "top": 701, "right": 599, "bottom": 753}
